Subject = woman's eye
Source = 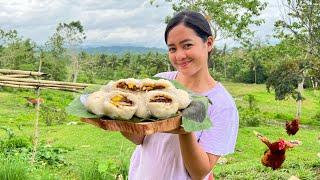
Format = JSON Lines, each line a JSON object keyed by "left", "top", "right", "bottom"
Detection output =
{"left": 184, "top": 44, "right": 193, "bottom": 49}
{"left": 168, "top": 47, "right": 176, "bottom": 52}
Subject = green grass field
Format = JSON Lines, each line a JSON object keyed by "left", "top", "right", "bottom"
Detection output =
{"left": 0, "top": 82, "right": 319, "bottom": 179}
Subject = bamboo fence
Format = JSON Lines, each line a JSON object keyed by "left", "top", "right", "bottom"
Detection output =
{"left": 0, "top": 69, "right": 89, "bottom": 92}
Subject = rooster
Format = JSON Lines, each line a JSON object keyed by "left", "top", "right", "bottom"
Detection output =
{"left": 24, "top": 97, "right": 44, "bottom": 107}
{"left": 286, "top": 118, "right": 300, "bottom": 135}
{"left": 254, "top": 131, "right": 301, "bottom": 170}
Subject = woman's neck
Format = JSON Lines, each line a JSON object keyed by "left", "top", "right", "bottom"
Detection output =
{"left": 176, "top": 69, "right": 216, "bottom": 93}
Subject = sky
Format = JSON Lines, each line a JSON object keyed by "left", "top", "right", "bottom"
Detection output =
{"left": 0, "top": 0, "right": 285, "bottom": 49}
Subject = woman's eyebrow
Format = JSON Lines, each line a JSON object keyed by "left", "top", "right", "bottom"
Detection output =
{"left": 179, "top": 39, "right": 192, "bottom": 44}
{"left": 167, "top": 39, "right": 193, "bottom": 47}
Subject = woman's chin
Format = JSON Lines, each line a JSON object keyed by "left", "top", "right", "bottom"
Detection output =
{"left": 177, "top": 69, "right": 196, "bottom": 77}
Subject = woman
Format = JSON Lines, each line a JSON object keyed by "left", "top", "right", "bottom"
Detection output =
{"left": 122, "top": 10, "right": 239, "bottom": 180}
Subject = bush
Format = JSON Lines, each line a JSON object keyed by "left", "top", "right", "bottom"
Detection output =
{"left": 80, "top": 158, "right": 129, "bottom": 180}
{"left": 239, "top": 107, "right": 263, "bottom": 127}
{"left": 209, "top": 68, "right": 224, "bottom": 81}
{"left": 40, "top": 105, "right": 67, "bottom": 126}
{"left": 0, "top": 127, "right": 69, "bottom": 168}
{"left": 0, "top": 136, "right": 31, "bottom": 153}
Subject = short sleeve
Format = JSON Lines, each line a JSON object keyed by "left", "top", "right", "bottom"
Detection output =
{"left": 197, "top": 107, "right": 239, "bottom": 156}
{"left": 154, "top": 71, "right": 177, "bottom": 80}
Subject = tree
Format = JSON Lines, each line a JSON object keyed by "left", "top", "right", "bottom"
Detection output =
{"left": 152, "top": 0, "right": 267, "bottom": 44}
{"left": 275, "top": 0, "right": 320, "bottom": 58}
{"left": 0, "top": 28, "right": 37, "bottom": 70}
{"left": 270, "top": 0, "right": 320, "bottom": 118}
{"left": 52, "top": 21, "right": 86, "bottom": 82}
{"left": 266, "top": 59, "right": 308, "bottom": 118}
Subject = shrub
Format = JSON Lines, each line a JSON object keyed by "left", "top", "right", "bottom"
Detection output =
{"left": 80, "top": 158, "right": 129, "bottom": 180}
{"left": 239, "top": 107, "right": 263, "bottom": 127}
{"left": 40, "top": 105, "right": 67, "bottom": 126}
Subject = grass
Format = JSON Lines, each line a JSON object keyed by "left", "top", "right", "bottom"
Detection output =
{"left": 223, "top": 82, "right": 320, "bottom": 125}
{"left": 0, "top": 82, "right": 319, "bottom": 179}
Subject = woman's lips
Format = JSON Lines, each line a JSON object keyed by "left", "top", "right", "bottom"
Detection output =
{"left": 177, "top": 60, "right": 192, "bottom": 68}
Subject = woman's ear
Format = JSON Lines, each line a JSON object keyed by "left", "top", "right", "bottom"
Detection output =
{"left": 206, "top": 36, "right": 214, "bottom": 52}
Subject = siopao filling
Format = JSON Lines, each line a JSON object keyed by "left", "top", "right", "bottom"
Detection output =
{"left": 111, "top": 94, "right": 133, "bottom": 107}
{"left": 117, "top": 82, "right": 139, "bottom": 91}
{"left": 150, "top": 95, "right": 172, "bottom": 103}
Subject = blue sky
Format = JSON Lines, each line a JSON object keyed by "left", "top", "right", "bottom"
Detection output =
{"left": 0, "top": 0, "right": 285, "bottom": 49}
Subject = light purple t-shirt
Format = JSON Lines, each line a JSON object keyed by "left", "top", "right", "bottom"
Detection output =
{"left": 129, "top": 71, "right": 239, "bottom": 180}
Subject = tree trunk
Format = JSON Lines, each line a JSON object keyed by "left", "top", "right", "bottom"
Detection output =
{"left": 296, "top": 77, "right": 305, "bottom": 118}
{"left": 71, "top": 53, "right": 79, "bottom": 83}
{"left": 254, "top": 66, "right": 257, "bottom": 84}
{"left": 224, "top": 60, "right": 227, "bottom": 79}
{"left": 222, "top": 44, "right": 227, "bottom": 79}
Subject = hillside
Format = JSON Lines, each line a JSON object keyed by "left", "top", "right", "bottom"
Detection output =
{"left": 80, "top": 45, "right": 166, "bottom": 55}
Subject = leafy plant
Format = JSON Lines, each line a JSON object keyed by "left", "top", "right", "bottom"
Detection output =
{"left": 40, "top": 105, "right": 68, "bottom": 126}
{"left": 80, "top": 158, "right": 129, "bottom": 180}
{"left": 0, "top": 126, "right": 15, "bottom": 139}
{"left": 0, "top": 127, "right": 69, "bottom": 168}
{"left": 35, "top": 143, "right": 69, "bottom": 167}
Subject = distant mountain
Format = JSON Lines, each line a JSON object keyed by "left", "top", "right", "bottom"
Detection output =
{"left": 80, "top": 46, "right": 166, "bottom": 55}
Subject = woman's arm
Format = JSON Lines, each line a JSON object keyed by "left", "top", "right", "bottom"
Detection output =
{"left": 121, "top": 132, "right": 145, "bottom": 145}
{"left": 179, "top": 133, "right": 220, "bottom": 180}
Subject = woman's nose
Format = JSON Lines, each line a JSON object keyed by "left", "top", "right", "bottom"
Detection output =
{"left": 175, "top": 49, "right": 187, "bottom": 61}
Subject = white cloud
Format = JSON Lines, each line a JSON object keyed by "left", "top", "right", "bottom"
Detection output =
{"left": 0, "top": 0, "right": 286, "bottom": 48}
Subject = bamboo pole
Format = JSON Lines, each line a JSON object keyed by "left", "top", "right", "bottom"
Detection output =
{"left": 0, "top": 82, "right": 82, "bottom": 93}
{"left": 0, "top": 82, "right": 36, "bottom": 89}
{"left": 0, "top": 69, "right": 47, "bottom": 76}
{"left": 0, "top": 76, "right": 89, "bottom": 87}
{"left": 0, "top": 80, "right": 85, "bottom": 89}
{"left": 3, "top": 74, "right": 32, "bottom": 78}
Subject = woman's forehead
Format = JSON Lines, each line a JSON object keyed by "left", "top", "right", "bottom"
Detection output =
{"left": 167, "top": 24, "right": 198, "bottom": 44}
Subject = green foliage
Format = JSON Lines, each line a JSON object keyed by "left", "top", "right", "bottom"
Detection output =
{"left": 0, "top": 127, "right": 69, "bottom": 168}
{"left": 0, "top": 126, "right": 15, "bottom": 139}
{"left": 239, "top": 106, "right": 262, "bottom": 127}
{"left": 0, "top": 29, "right": 37, "bottom": 71}
{"left": 41, "top": 105, "right": 68, "bottom": 126}
{"left": 41, "top": 52, "right": 68, "bottom": 81}
{"left": 80, "top": 158, "right": 129, "bottom": 180}
{"left": 162, "top": 0, "right": 267, "bottom": 44}
{"left": 274, "top": 0, "right": 320, "bottom": 58}
{"left": 238, "top": 94, "right": 264, "bottom": 127}
{"left": 266, "top": 59, "right": 304, "bottom": 100}
{"left": 0, "top": 136, "right": 31, "bottom": 153}
{"left": 35, "top": 143, "right": 69, "bottom": 167}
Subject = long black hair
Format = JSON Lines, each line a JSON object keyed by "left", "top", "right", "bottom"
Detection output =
{"left": 164, "top": 10, "right": 212, "bottom": 44}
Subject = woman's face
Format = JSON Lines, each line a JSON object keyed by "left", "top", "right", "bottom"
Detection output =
{"left": 166, "top": 24, "right": 213, "bottom": 77}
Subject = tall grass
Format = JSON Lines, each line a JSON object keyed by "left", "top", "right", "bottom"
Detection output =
{"left": 0, "top": 156, "right": 29, "bottom": 180}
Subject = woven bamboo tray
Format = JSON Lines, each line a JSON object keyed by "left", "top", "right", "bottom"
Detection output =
{"left": 81, "top": 115, "right": 182, "bottom": 135}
